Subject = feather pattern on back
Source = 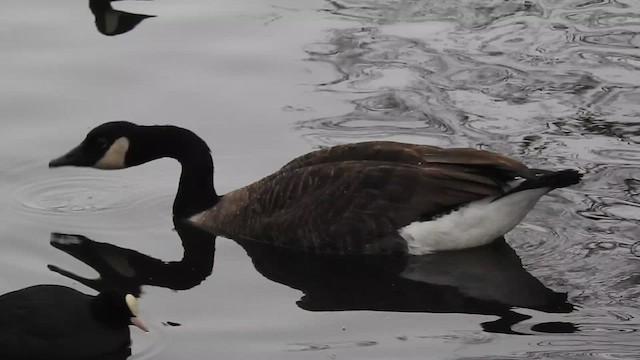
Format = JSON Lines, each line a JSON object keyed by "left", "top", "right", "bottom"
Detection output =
{"left": 191, "top": 142, "right": 536, "bottom": 254}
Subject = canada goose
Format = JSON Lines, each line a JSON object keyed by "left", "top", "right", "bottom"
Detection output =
{"left": 0, "top": 285, "right": 147, "bottom": 360}
{"left": 49, "top": 122, "right": 582, "bottom": 255}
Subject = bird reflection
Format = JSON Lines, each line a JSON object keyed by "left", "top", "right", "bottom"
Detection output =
{"left": 236, "top": 237, "right": 577, "bottom": 335}
{"left": 89, "top": 0, "right": 155, "bottom": 36}
{"left": 49, "top": 219, "right": 215, "bottom": 297}
{"left": 49, "top": 226, "right": 575, "bottom": 335}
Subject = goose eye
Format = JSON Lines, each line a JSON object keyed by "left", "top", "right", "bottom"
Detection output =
{"left": 96, "top": 138, "right": 109, "bottom": 149}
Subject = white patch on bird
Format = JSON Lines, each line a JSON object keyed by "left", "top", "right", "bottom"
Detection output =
{"left": 188, "top": 211, "right": 212, "bottom": 229}
{"left": 125, "top": 294, "right": 140, "bottom": 316}
{"left": 188, "top": 213, "right": 202, "bottom": 224}
{"left": 400, "top": 187, "right": 550, "bottom": 255}
{"left": 95, "top": 137, "right": 129, "bottom": 169}
{"left": 504, "top": 178, "right": 525, "bottom": 191}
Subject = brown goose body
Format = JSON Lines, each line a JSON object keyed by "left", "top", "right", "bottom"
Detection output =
{"left": 189, "top": 141, "right": 576, "bottom": 254}
{"left": 49, "top": 123, "right": 582, "bottom": 255}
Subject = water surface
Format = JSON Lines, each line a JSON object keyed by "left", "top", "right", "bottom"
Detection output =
{"left": 1, "top": 0, "right": 639, "bottom": 359}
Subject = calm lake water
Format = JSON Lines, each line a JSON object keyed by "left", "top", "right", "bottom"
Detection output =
{"left": 2, "top": 0, "right": 640, "bottom": 359}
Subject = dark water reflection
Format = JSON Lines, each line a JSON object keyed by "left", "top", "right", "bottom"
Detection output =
{"left": 51, "top": 225, "right": 576, "bottom": 335}
{"left": 240, "top": 238, "right": 576, "bottom": 335}
{"left": 2, "top": 0, "right": 640, "bottom": 359}
{"left": 49, "top": 220, "right": 215, "bottom": 297}
{"left": 89, "top": 0, "right": 155, "bottom": 36}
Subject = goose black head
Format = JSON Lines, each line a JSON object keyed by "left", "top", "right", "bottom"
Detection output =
{"left": 92, "top": 290, "right": 149, "bottom": 332}
{"left": 49, "top": 121, "right": 139, "bottom": 169}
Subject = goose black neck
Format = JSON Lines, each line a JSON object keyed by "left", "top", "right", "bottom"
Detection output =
{"left": 132, "top": 126, "right": 219, "bottom": 218}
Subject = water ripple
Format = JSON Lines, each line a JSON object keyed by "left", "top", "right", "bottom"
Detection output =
{"left": 295, "top": 90, "right": 455, "bottom": 145}
{"left": 295, "top": 0, "right": 640, "bottom": 357}
{"left": 565, "top": 10, "right": 640, "bottom": 28}
{"left": 579, "top": 30, "right": 640, "bottom": 49}
{"left": 288, "top": 340, "right": 377, "bottom": 352}
{"left": 580, "top": 195, "right": 640, "bottom": 222}
{"left": 4, "top": 163, "right": 171, "bottom": 231}
{"left": 18, "top": 176, "right": 134, "bottom": 214}
{"left": 324, "top": 0, "right": 542, "bottom": 29}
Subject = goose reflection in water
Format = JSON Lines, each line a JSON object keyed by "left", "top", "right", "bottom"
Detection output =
{"left": 237, "top": 237, "right": 577, "bottom": 335}
{"left": 49, "top": 219, "right": 215, "bottom": 297}
{"left": 49, "top": 223, "right": 576, "bottom": 335}
{"left": 89, "top": 0, "right": 155, "bottom": 36}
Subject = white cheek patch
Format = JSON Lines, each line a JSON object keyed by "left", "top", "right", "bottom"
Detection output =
{"left": 95, "top": 137, "right": 129, "bottom": 169}
{"left": 125, "top": 294, "right": 140, "bottom": 316}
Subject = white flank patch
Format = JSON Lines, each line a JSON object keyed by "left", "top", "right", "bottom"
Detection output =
{"left": 95, "top": 137, "right": 129, "bottom": 169}
{"left": 400, "top": 187, "right": 550, "bottom": 255}
{"left": 125, "top": 294, "right": 140, "bottom": 316}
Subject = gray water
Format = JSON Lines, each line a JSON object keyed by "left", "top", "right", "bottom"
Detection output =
{"left": 1, "top": 0, "right": 639, "bottom": 359}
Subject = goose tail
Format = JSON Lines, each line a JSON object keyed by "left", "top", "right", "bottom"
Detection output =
{"left": 529, "top": 169, "right": 583, "bottom": 189}
{"left": 494, "top": 169, "right": 583, "bottom": 202}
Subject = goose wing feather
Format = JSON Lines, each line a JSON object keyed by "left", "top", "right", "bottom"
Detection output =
{"left": 196, "top": 151, "right": 524, "bottom": 253}
{"left": 281, "top": 141, "right": 530, "bottom": 178}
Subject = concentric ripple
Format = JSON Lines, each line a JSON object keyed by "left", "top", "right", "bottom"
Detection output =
{"left": 3, "top": 163, "right": 173, "bottom": 231}
{"left": 18, "top": 176, "right": 135, "bottom": 214}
